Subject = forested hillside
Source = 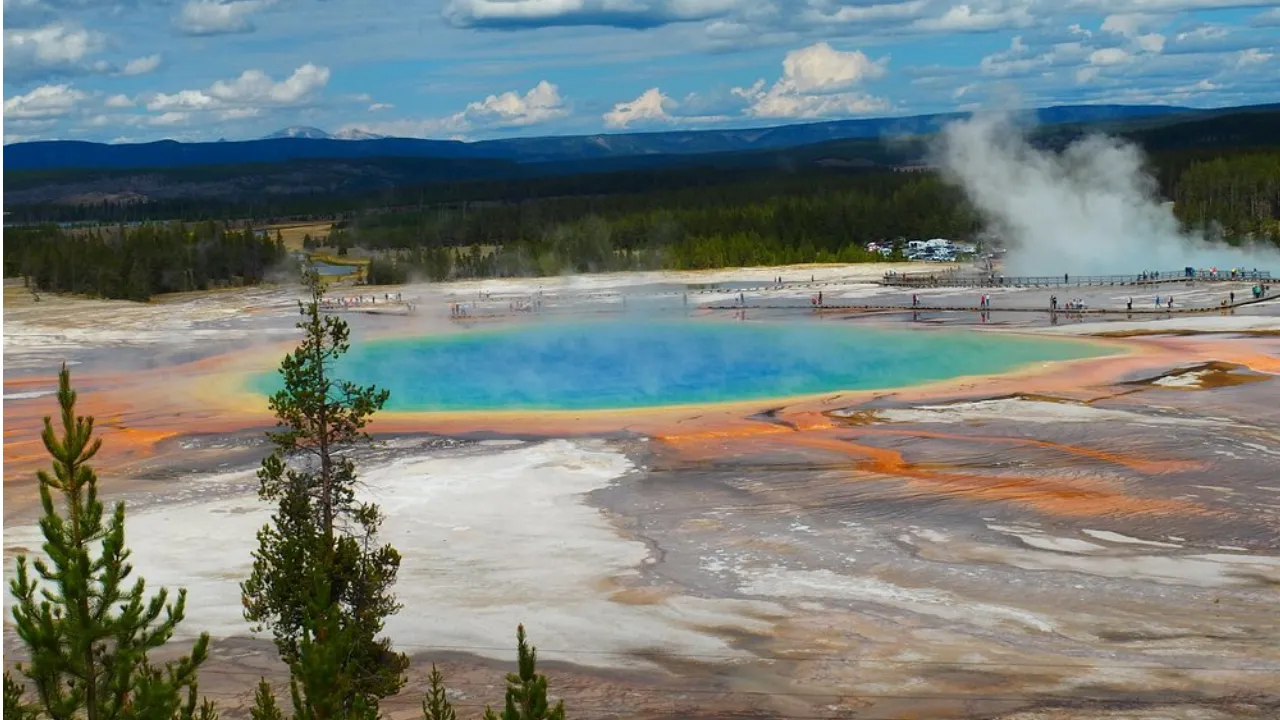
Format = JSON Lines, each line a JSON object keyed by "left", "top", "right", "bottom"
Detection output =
{"left": 4, "top": 222, "right": 288, "bottom": 300}
{"left": 1171, "top": 150, "right": 1280, "bottom": 239}
{"left": 346, "top": 171, "right": 974, "bottom": 278}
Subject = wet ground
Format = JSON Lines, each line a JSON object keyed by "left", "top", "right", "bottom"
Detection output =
{"left": 5, "top": 266, "right": 1280, "bottom": 719}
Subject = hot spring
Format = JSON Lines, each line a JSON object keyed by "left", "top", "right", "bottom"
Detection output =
{"left": 250, "top": 321, "right": 1114, "bottom": 411}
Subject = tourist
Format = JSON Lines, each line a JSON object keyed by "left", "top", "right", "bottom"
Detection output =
{"left": 818, "top": 291, "right": 823, "bottom": 306}
{"left": 1127, "top": 297, "right": 1133, "bottom": 311}
{"left": 1230, "top": 291, "right": 1235, "bottom": 305}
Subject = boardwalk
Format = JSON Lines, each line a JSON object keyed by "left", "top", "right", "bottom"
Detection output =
{"left": 706, "top": 293, "right": 1277, "bottom": 316}
{"left": 880, "top": 269, "right": 1272, "bottom": 289}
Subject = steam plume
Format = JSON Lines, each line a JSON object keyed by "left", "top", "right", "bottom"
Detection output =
{"left": 933, "top": 113, "right": 1277, "bottom": 276}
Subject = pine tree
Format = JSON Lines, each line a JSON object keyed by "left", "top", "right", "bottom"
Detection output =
{"left": 420, "top": 665, "right": 457, "bottom": 720}
{"left": 250, "top": 680, "right": 284, "bottom": 720}
{"left": 241, "top": 270, "right": 408, "bottom": 716}
{"left": 4, "top": 673, "right": 38, "bottom": 720}
{"left": 483, "top": 626, "right": 565, "bottom": 720}
{"left": 5, "top": 365, "right": 215, "bottom": 720}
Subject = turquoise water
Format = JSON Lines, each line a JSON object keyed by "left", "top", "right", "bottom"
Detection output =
{"left": 250, "top": 321, "right": 1112, "bottom": 412}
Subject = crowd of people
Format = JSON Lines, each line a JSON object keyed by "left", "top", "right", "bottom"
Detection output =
{"left": 321, "top": 292, "right": 404, "bottom": 309}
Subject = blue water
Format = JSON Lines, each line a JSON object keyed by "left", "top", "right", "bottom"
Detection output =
{"left": 250, "top": 321, "right": 1111, "bottom": 411}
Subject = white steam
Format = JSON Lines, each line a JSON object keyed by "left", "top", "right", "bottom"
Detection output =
{"left": 934, "top": 113, "right": 1277, "bottom": 276}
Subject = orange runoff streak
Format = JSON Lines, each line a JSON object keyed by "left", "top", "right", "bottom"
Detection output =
{"left": 656, "top": 417, "right": 1201, "bottom": 517}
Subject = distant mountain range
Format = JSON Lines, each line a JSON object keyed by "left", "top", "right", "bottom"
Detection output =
{"left": 262, "top": 126, "right": 386, "bottom": 141}
{"left": 5, "top": 103, "right": 1278, "bottom": 212}
{"left": 2, "top": 104, "right": 1222, "bottom": 172}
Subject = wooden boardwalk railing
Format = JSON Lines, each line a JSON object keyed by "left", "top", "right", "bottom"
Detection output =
{"left": 880, "top": 269, "right": 1272, "bottom": 288}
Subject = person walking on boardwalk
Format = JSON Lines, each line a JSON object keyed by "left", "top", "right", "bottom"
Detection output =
{"left": 1127, "top": 297, "right": 1133, "bottom": 311}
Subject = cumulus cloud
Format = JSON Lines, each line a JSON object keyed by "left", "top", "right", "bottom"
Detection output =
{"left": 145, "top": 63, "right": 329, "bottom": 118}
{"left": 105, "top": 93, "right": 134, "bottom": 108}
{"left": 3, "top": 83, "right": 87, "bottom": 118}
{"left": 459, "top": 80, "right": 569, "bottom": 127}
{"left": 174, "top": 0, "right": 270, "bottom": 35}
{"left": 603, "top": 88, "right": 675, "bottom": 128}
{"left": 729, "top": 42, "right": 891, "bottom": 119}
{"left": 121, "top": 53, "right": 162, "bottom": 76}
{"left": 4, "top": 23, "right": 106, "bottom": 81}
{"left": 974, "top": 15, "right": 1180, "bottom": 88}
{"left": 368, "top": 102, "right": 394, "bottom": 111}
{"left": 341, "top": 80, "right": 569, "bottom": 139}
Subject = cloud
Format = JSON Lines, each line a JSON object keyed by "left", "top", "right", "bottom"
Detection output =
{"left": 911, "top": 1, "right": 1036, "bottom": 32}
{"left": 1089, "top": 47, "right": 1131, "bottom": 65}
{"left": 442, "top": 0, "right": 743, "bottom": 30}
{"left": 3, "top": 0, "right": 55, "bottom": 26}
{"left": 368, "top": 102, "right": 394, "bottom": 112}
{"left": 121, "top": 53, "right": 162, "bottom": 76}
{"left": 1101, "top": 12, "right": 1164, "bottom": 36}
{"left": 603, "top": 88, "right": 675, "bottom": 128}
{"left": 218, "top": 107, "right": 261, "bottom": 120}
{"left": 1251, "top": 8, "right": 1280, "bottom": 26}
{"left": 210, "top": 63, "right": 330, "bottom": 103}
{"left": 1235, "top": 47, "right": 1273, "bottom": 66}
{"left": 174, "top": 0, "right": 270, "bottom": 35}
{"left": 796, "top": 0, "right": 931, "bottom": 27}
{"left": 4, "top": 23, "right": 106, "bottom": 81}
{"left": 1068, "top": 0, "right": 1279, "bottom": 10}
{"left": 145, "top": 63, "right": 329, "bottom": 118}
{"left": 105, "top": 93, "right": 134, "bottom": 108}
{"left": 340, "top": 80, "right": 569, "bottom": 139}
{"left": 730, "top": 42, "right": 891, "bottom": 119}
{"left": 443, "top": 0, "right": 1039, "bottom": 37}
{"left": 151, "top": 111, "right": 191, "bottom": 126}
{"left": 3, "top": 83, "right": 87, "bottom": 118}
{"left": 456, "top": 80, "right": 569, "bottom": 127}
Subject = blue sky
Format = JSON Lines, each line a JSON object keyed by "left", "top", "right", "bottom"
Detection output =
{"left": 4, "top": 0, "right": 1279, "bottom": 144}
